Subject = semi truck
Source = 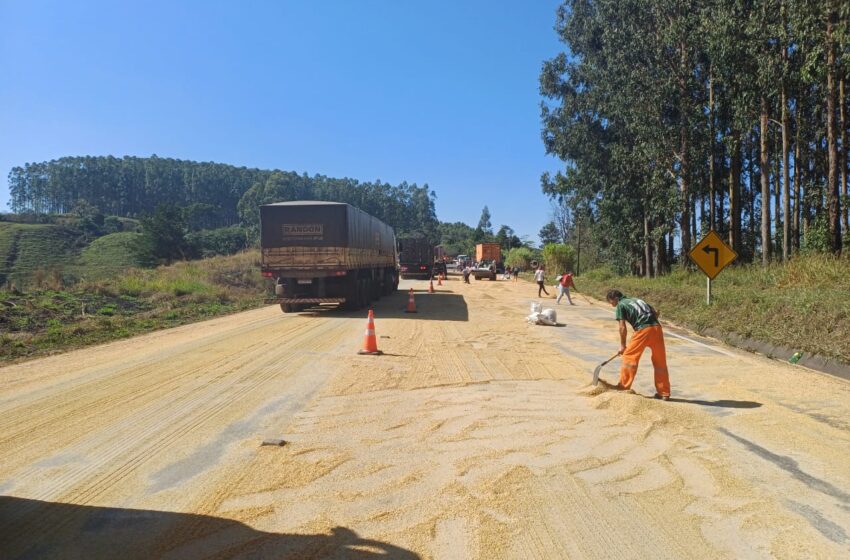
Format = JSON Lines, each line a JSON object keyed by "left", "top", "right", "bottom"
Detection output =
{"left": 398, "top": 236, "right": 434, "bottom": 279}
{"left": 260, "top": 201, "right": 399, "bottom": 312}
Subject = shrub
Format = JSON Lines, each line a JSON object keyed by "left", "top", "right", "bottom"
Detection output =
{"left": 186, "top": 227, "right": 250, "bottom": 258}
{"left": 505, "top": 247, "right": 536, "bottom": 270}
{"left": 801, "top": 216, "right": 832, "bottom": 254}
{"left": 542, "top": 243, "right": 576, "bottom": 275}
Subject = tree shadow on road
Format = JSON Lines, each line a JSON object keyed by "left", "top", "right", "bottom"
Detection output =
{"left": 0, "top": 496, "right": 421, "bottom": 560}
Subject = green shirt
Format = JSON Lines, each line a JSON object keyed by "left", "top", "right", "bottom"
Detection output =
{"left": 615, "top": 296, "right": 659, "bottom": 331}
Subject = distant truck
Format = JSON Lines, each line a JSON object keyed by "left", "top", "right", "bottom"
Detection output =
{"left": 260, "top": 201, "right": 399, "bottom": 312}
{"left": 471, "top": 262, "right": 497, "bottom": 281}
{"left": 398, "top": 236, "right": 434, "bottom": 279}
{"left": 472, "top": 243, "right": 503, "bottom": 281}
{"left": 476, "top": 243, "right": 502, "bottom": 264}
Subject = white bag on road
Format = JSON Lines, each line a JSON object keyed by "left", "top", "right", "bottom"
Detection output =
{"left": 527, "top": 307, "right": 557, "bottom": 326}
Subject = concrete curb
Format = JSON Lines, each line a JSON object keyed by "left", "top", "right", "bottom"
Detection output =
{"left": 699, "top": 327, "right": 850, "bottom": 382}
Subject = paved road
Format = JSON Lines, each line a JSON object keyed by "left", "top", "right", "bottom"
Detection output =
{"left": 1, "top": 277, "right": 848, "bottom": 559}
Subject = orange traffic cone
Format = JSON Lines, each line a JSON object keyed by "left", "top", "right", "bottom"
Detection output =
{"left": 429, "top": 279, "right": 435, "bottom": 293}
{"left": 405, "top": 288, "right": 417, "bottom": 313}
{"left": 437, "top": 274, "right": 443, "bottom": 286}
{"left": 357, "top": 309, "right": 382, "bottom": 355}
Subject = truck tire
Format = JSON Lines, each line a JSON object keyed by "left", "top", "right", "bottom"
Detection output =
{"left": 280, "top": 303, "right": 294, "bottom": 313}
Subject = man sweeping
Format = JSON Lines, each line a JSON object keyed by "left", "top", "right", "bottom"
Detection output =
{"left": 606, "top": 289, "right": 671, "bottom": 400}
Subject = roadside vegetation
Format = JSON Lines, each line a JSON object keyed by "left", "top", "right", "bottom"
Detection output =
{"left": 575, "top": 255, "right": 850, "bottom": 364}
{"left": 0, "top": 251, "right": 269, "bottom": 363}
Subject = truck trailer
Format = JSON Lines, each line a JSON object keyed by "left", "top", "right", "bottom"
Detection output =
{"left": 475, "top": 243, "right": 502, "bottom": 263}
{"left": 472, "top": 243, "right": 503, "bottom": 280}
{"left": 260, "top": 201, "right": 399, "bottom": 312}
{"left": 398, "top": 236, "right": 434, "bottom": 279}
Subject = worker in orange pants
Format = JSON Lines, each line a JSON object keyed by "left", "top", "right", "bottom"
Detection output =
{"left": 606, "top": 289, "right": 671, "bottom": 400}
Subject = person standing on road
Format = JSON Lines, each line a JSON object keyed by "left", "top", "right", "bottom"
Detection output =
{"left": 462, "top": 265, "right": 471, "bottom": 284}
{"left": 534, "top": 266, "right": 549, "bottom": 297}
{"left": 557, "top": 270, "right": 576, "bottom": 305}
{"left": 606, "top": 289, "right": 670, "bottom": 400}
{"left": 513, "top": 266, "right": 520, "bottom": 283}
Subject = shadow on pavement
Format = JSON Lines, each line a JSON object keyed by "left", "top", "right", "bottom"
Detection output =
{"left": 0, "top": 496, "right": 421, "bottom": 560}
{"left": 295, "top": 289, "right": 469, "bottom": 321}
{"left": 661, "top": 397, "right": 763, "bottom": 409}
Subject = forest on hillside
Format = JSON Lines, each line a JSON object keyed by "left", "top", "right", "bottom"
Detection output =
{"left": 6, "top": 155, "right": 440, "bottom": 242}
{"left": 541, "top": 0, "right": 850, "bottom": 275}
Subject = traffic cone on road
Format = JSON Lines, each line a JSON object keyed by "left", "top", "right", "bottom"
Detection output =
{"left": 437, "top": 274, "right": 443, "bottom": 286}
{"left": 429, "top": 279, "right": 435, "bottom": 293}
{"left": 357, "top": 309, "right": 382, "bottom": 355}
{"left": 405, "top": 288, "right": 417, "bottom": 313}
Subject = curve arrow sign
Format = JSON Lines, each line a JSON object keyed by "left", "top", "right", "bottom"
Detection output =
{"left": 702, "top": 245, "right": 719, "bottom": 267}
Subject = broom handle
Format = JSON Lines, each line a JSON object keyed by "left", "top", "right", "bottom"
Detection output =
{"left": 601, "top": 353, "right": 620, "bottom": 367}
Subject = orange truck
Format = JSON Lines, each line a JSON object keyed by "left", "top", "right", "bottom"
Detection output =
{"left": 475, "top": 243, "right": 501, "bottom": 263}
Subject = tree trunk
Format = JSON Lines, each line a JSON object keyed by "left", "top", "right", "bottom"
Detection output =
{"left": 782, "top": 76, "right": 791, "bottom": 261}
{"left": 668, "top": 229, "right": 674, "bottom": 269}
{"left": 576, "top": 218, "right": 581, "bottom": 276}
{"left": 804, "top": 142, "right": 813, "bottom": 239}
{"left": 840, "top": 76, "right": 848, "bottom": 235}
{"left": 794, "top": 117, "right": 802, "bottom": 252}
{"left": 774, "top": 135, "right": 781, "bottom": 257}
{"left": 714, "top": 178, "right": 726, "bottom": 233}
{"left": 749, "top": 137, "right": 758, "bottom": 260}
{"left": 826, "top": 2, "right": 842, "bottom": 253}
{"left": 729, "top": 130, "right": 742, "bottom": 254}
{"left": 709, "top": 70, "right": 716, "bottom": 229}
{"left": 655, "top": 234, "right": 665, "bottom": 277}
{"left": 678, "top": 46, "right": 691, "bottom": 265}
{"left": 760, "top": 96, "right": 771, "bottom": 265}
{"left": 644, "top": 217, "right": 653, "bottom": 278}
{"left": 691, "top": 193, "right": 698, "bottom": 243}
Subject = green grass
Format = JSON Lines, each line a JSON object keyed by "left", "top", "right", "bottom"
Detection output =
{"left": 575, "top": 254, "right": 850, "bottom": 364}
{"left": 73, "top": 232, "right": 148, "bottom": 280}
{"left": 0, "top": 222, "right": 84, "bottom": 288}
{"left": 0, "top": 250, "right": 270, "bottom": 363}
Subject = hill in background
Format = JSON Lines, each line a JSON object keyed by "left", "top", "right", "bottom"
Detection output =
{"left": 0, "top": 222, "right": 147, "bottom": 288}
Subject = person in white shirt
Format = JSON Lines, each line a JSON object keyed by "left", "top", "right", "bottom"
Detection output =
{"left": 534, "top": 266, "right": 549, "bottom": 297}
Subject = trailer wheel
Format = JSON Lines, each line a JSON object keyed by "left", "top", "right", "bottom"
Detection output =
{"left": 280, "top": 303, "right": 294, "bottom": 313}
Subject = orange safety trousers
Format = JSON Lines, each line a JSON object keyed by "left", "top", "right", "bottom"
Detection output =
{"left": 619, "top": 325, "right": 670, "bottom": 397}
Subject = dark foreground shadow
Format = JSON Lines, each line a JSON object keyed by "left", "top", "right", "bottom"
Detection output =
{"left": 0, "top": 496, "right": 421, "bottom": 560}
{"left": 295, "top": 290, "right": 469, "bottom": 321}
{"left": 658, "top": 397, "right": 762, "bottom": 409}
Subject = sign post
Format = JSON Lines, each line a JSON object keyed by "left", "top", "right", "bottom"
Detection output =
{"left": 689, "top": 230, "right": 737, "bottom": 305}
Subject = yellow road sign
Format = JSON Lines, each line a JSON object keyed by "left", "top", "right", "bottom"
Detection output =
{"left": 689, "top": 230, "right": 737, "bottom": 279}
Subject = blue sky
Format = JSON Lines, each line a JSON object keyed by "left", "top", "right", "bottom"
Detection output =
{"left": 0, "top": 0, "right": 566, "bottom": 242}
